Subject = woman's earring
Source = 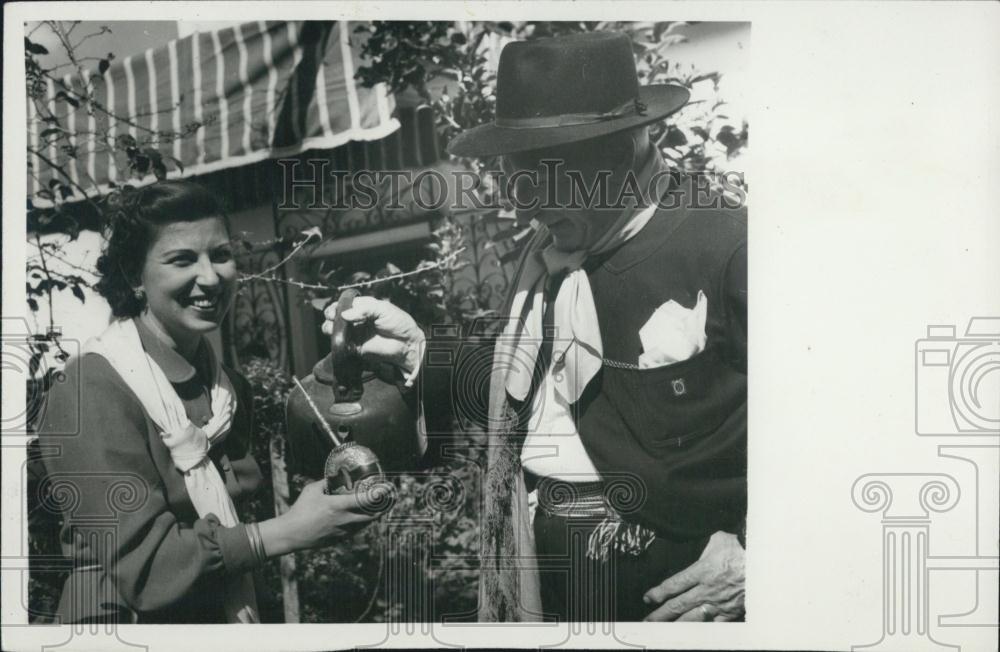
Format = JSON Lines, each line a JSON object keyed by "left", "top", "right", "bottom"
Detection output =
{"left": 133, "top": 287, "right": 145, "bottom": 300}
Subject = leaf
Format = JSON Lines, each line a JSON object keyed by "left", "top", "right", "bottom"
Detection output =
{"left": 116, "top": 134, "right": 137, "bottom": 150}
{"left": 142, "top": 147, "right": 163, "bottom": 164}
{"left": 166, "top": 155, "right": 185, "bottom": 174}
{"left": 690, "top": 72, "right": 721, "bottom": 85}
{"left": 25, "top": 38, "right": 49, "bottom": 55}
{"left": 658, "top": 34, "right": 687, "bottom": 48}
{"left": 99, "top": 58, "right": 111, "bottom": 75}
{"left": 662, "top": 124, "right": 688, "bottom": 147}
{"left": 55, "top": 91, "right": 80, "bottom": 108}
{"left": 40, "top": 128, "right": 63, "bottom": 140}
{"left": 27, "top": 298, "right": 39, "bottom": 312}
{"left": 132, "top": 154, "right": 150, "bottom": 173}
{"left": 71, "top": 285, "right": 86, "bottom": 303}
{"left": 691, "top": 126, "right": 711, "bottom": 141}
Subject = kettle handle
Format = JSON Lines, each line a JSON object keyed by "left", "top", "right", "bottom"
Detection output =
{"left": 330, "top": 289, "right": 366, "bottom": 402}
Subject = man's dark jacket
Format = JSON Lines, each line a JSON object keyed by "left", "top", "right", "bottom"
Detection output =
{"left": 429, "top": 175, "right": 748, "bottom": 621}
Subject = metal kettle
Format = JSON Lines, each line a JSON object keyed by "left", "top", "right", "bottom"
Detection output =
{"left": 284, "top": 289, "right": 423, "bottom": 492}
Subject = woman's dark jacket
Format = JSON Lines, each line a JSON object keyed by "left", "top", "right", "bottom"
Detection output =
{"left": 38, "top": 319, "right": 264, "bottom": 624}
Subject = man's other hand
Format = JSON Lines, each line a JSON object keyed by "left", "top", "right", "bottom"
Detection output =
{"left": 322, "top": 296, "right": 425, "bottom": 381}
{"left": 642, "top": 530, "right": 745, "bottom": 622}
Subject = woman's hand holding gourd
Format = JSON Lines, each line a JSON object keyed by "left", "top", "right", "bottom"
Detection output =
{"left": 258, "top": 479, "right": 392, "bottom": 556}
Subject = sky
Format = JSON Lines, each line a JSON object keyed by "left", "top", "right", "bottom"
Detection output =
{"left": 26, "top": 21, "right": 179, "bottom": 73}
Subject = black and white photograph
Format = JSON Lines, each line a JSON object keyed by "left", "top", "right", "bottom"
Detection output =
{"left": 18, "top": 15, "right": 749, "bottom": 625}
{"left": 2, "top": 2, "right": 997, "bottom": 652}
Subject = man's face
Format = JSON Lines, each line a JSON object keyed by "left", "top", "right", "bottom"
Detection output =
{"left": 504, "top": 129, "right": 645, "bottom": 251}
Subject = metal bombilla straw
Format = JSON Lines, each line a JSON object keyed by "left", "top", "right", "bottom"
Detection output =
{"left": 289, "top": 375, "right": 390, "bottom": 623}
{"left": 290, "top": 374, "right": 385, "bottom": 495}
{"left": 290, "top": 289, "right": 392, "bottom": 495}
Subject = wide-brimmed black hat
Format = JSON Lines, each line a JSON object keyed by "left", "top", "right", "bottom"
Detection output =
{"left": 446, "top": 31, "right": 690, "bottom": 158}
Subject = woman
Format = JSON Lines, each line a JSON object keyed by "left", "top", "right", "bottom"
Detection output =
{"left": 38, "top": 181, "right": 388, "bottom": 624}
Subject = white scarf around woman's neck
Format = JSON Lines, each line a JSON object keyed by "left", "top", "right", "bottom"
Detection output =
{"left": 84, "top": 317, "right": 259, "bottom": 624}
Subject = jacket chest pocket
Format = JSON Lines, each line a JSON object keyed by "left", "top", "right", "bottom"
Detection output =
{"left": 603, "top": 347, "right": 731, "bottom": 452}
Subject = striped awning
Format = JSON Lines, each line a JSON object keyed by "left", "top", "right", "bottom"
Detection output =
{"left": 28, "top": 20, "right": 398, "bottom": 202}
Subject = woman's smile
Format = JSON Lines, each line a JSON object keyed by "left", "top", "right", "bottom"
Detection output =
{"left": 186, "top": 293, "right": 222, "bottom": 314}
{"left": 138, "top": 216, "right": 237, "bottom": 354}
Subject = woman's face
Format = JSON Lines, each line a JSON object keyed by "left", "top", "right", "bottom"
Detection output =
{"left": 138, "top": 216, "right": 237, "bottom": 349}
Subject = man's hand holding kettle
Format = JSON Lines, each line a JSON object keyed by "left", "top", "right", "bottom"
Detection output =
{"left": 322, "top": 297, "right": 426, "bottom": 385}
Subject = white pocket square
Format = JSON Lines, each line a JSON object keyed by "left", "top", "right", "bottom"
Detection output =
{"left": 638, "top": 291, "right": 708, "bottom": 369}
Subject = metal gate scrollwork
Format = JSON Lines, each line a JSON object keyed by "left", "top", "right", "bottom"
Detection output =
{"left": 227, "top": 247, "right": 290, "bottom": 373}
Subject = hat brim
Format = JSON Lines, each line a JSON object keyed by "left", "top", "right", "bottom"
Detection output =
{"left": 446, "top": 84, "right": 690, "bottom": 158}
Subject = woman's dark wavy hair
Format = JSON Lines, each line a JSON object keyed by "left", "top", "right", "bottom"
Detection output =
{"left": 95, "top": 181, "right": 229, "bottom": 318}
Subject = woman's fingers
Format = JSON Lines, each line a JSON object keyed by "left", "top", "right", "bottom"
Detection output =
{"left": 326, "top": 482, "right": 393, "bottom": 514}
{"left": 354, "top": 482, "right": 394, "bottom": 512}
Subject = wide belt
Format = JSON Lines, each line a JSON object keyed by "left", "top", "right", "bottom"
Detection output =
{"left": 535, "top": 477, "right": 609, "bottom": 518}
{"left": 529, "top": 475, "right": 658, "bottom": 560}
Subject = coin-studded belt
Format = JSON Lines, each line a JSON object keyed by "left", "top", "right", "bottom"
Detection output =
{"left": 535, "top": 477, "right": 609, "bottom": 518}
{"left": 532, "top": 476, "right": 658, "bottom": 559}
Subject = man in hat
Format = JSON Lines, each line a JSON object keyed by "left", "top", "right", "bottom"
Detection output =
{"left": 323, "top": 30, "right": 746, "bottom": 623}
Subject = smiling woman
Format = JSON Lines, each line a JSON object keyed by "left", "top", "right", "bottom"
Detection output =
{"left": 94, "top": 182, "right": 234, "bottom": 327}
{"left": 37, "top": 180, "right": 393, "bottom": 624}
{"left": 99, "top": 184, "right": 238, "bottom": 357}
